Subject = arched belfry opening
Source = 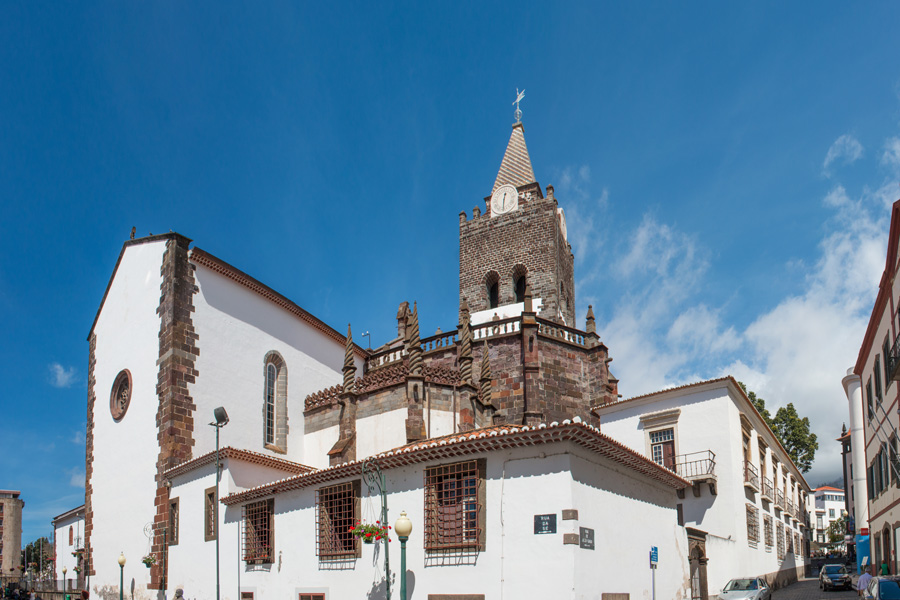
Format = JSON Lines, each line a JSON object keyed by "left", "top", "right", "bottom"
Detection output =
{"left": 485, "top": 271, "right": 500, "bottom": 309}
{"left": 512, "top": 265, "right": 528, "bottom": 304}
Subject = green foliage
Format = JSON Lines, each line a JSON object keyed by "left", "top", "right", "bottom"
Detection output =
{"left": 739, "top": 382, "right": 818, "bottom": 473}
{"left": 23, "top": 536, "right": 53, "bottom": 569}
{"left": 826, "top": 515, "right": 848, "bottom": 544}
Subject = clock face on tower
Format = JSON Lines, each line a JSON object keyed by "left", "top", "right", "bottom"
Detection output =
{"left": 490, "top": 184, "right": 519, "bottom": 217}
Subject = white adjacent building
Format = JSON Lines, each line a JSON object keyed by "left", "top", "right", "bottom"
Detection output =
{"left": 594, "top": 377, "right": 812, "bottom": 597}
{"left": 813, "top": 486, "right": 846, "bottom": 546}
{"left": 52, "top": 505, "right": 85, "bottom": 588}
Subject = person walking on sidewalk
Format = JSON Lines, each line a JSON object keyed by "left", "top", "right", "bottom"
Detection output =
{"left": 859, "top": 566, "right": 874, "bottom": 596}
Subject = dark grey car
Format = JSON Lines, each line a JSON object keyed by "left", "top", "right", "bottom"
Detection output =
{"left": 819, "top": 564, "right": 852, "bottom": 591}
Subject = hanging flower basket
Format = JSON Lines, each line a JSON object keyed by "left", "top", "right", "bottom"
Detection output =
{"left": 141, "top": 554, "right": 157, "bottom": 568}
{"left": 348, "top": 520, "right": 390, "bottom": 544}
{"left": 72, "top": 567, "right": 81, "bottom": 574}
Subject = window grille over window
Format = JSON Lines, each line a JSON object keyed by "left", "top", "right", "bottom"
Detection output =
{"left": 205, "top": 487, "right": 217, "bottom": 542}
{"left": 776, "top": 522, "right": 785, "bottom": 560}
{"left": 746, "top": 504, "right": 759, "bottom": 543}
{"left": 243, "top": 499, "right": 274, "bottom": 564}
{"left": 425, "top": 459, "right": 485, "bottom": 551}
{"left": 169, "top": 497, "right": 179, "bottom": 545}
{"left": 316, "top": 481, "right": 359, "bottom": 559}
{"left": 764, "top": 515, "right": 773, "bottom": 547}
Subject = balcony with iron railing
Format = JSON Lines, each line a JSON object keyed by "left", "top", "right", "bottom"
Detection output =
{"left": 743, "top": 460, "right": 760, "bottom": 492}
{"left": 672, "top": 450, "right": 716, "bottom": 480}
{"left": 761, "top": 477, "right": 774, "bottom": 502}
{"left": 775, "top": 489, "right": 785, "bottom": 510}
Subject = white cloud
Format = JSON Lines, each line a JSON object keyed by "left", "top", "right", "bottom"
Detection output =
{"left": 68, "top": 467, "right": 85, "bottom": 488}
{"left": 823, "top": 134, "right": 863, "bottom": 175}
{"left": 71, "top": 430, "right": 85, "bottom": 445}
{"left": 570, "top": 135, "right": 896, "bottom": 485}
{"left": 48, "top": 363, "right": 78, "bottom": 388}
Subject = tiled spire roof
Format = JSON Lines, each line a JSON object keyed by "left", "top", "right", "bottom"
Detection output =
{"left": 492, "top": 122, "right": 536, "bottom": 192}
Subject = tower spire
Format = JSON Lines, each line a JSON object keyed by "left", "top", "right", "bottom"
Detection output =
{"left": 493, "top": 115, "right": 536, "bottom": 192}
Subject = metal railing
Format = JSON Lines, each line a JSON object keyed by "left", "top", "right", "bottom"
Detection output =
{"left": 672, "top": 450, "right": 716, "bottom": 478}
{"left": 743, "top": 460, "right": 759, "bottom": 489}
{"left": 775, "top": 489, "right": 785, "bottom": 509}
{"left": 762, "top": 477, "right": 774, "bottom": 500}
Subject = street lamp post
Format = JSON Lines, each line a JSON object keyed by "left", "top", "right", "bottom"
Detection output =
{"left": 394, "top": 512, "right": 413, "bottom": 600}
{"left": 62, "top": 566, "right": 67, "bottom": 592}
{"left": 210, "top": 407, "right": 229, "bottom": 600}
{"left": 117, "top": 552, "right": 125, "bottom": 600}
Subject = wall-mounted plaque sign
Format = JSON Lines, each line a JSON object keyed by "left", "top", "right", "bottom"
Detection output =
{"left": 579, "top": 527, "right": 595, "bottom": 550}
{"left": 534, "top": 514, "right": 557, "bottom": 534}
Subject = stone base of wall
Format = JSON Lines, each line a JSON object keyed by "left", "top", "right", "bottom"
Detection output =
{"left": 764, "top": 564, "right": 805, "bottom": 590}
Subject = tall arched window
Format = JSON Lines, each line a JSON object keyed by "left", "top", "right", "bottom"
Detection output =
{"left": 514, "top": 275, "right": 526, "bottom": 303}
{"left": 265, "top": 362, "right": 277, "bottom": 445}
{"left": 68, "top": 526, "right": 73, "bottom": 546}
{"left": 263, "top": 352, "right": 288, "bottom": 452}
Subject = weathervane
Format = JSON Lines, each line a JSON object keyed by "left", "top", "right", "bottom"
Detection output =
{"left": 513, "top": 88, "right": 525, "bottom": 123}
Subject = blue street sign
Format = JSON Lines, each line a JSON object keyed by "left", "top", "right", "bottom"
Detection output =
{"left": 650, "top": 546, "right": 659, "bottom": 565}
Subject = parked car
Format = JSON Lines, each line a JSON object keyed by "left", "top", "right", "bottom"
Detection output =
{"left": 717, "top": 577, "right": 772, "bottom": 600}
{"left": 864, "top": 576, "right": 900, "bottom": 599}
{"left": 820, "top": 563, "right": 853, "bottom": 591}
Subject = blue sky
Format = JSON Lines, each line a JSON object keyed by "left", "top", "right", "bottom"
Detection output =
{"left": 2, "top": 2, "right": 900, "bottom": 546}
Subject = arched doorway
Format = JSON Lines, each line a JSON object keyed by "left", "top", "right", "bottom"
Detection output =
{"left": 687, "top": 528, "right": 709, "bottom": 600}
{"left": 883, "top": 526, "right": 892, "bottom": 574}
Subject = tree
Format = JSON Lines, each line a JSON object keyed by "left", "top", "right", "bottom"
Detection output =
{"left": 826, "top": 515, "right": 848, "bottom": 544}
{"left": 738, "top": 382, "right": 818, "bottom": 473}
{"left": 23, "top": 536, "right": 53, "bottom": 576}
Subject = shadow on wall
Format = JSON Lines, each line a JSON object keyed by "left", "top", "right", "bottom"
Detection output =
{"left": 367, "top": 570, "right": 414, "bottom": 600}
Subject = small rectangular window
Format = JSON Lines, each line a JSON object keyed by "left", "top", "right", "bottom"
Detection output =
{"left": 242, "top": 499, "right": 274, "bottom": 564}
{"left": 205, "top": 486, "right": 217, "bottom": 542}
{"left": 168, "top": 497, "right": 179, "bottom": 546}
{"left": 884, "top": 336, "right": 892, "bottom": 388}
{"left": 299, "top": 595, "right": 325, "bottom": 600}
{"left": 240, "top": 593, "right": 254, "bottom": 600}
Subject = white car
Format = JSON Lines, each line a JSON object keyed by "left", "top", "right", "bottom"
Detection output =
{"left": 717, "top": 577, "right": 772, "bottom": 600}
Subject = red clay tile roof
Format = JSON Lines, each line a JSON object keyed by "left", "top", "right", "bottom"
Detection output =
{"left": 221, "top": 418, "right": 690, "bottom": 506}
{"left": 164, "top": 446, "right": 315, "bottom": 480}
{"left": 815, "top": 486, "right": 844, "bottom": 492}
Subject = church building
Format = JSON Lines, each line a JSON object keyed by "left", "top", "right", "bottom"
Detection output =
{"left": 81, "top": 112, "right": 702, "bottom": 600}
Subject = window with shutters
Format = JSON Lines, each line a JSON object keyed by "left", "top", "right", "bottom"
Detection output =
{"left": 867, "top": 379, "right": 875, "bottom": 420}
{"left": 242, "top": 499, "right": 274, "bottom": 564}
{"left": 424, "top": 459, "right": 485, "bottom": 551}
{"left": 649, "top": 428, "right": 676, "bottom": 470}
{"left": 876, "top": 355, "right": 884, "bottom": 403}
{"left": 884, "top": 336, "right": 892, "bottom": 390}
{"left": 316, "top": 481, "right": 360, "bottom": 559}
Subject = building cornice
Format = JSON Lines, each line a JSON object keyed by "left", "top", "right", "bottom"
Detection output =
{"left": 164, "top": 446, "right": 314, "bottom": 480}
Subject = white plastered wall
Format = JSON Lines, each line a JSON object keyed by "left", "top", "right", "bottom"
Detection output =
{"left": 164, "top": 441, "right": 688, "bottom": 600}
{"left": 54, "top": 513, "right": 85, "bottom": 581}
{"left": 89, "top": 240, "right": 167, "bottom": 599}
{"left": 598, "top": 382, "right": 809, "bottom": 595}
{"left": 190, "top": 264, "right": 359, "bottom": 466}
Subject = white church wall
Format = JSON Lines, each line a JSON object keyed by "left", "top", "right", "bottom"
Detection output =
{"left": 356, "top": 411, "right": 408, "bottom": 460}
{"left": 425, "top": 409, "right": 456, "bottom": 439}
{"left": 90, "top": 240, "right": 167, "bottom": 597}
{"left": 303, "top": 425, "right": 339, "bottom": 470}
{"left": 166, "top": 464, "right": 217, "bottom": 597}
{"left": 190, "top": 264, "right": 357, "bottom": 466}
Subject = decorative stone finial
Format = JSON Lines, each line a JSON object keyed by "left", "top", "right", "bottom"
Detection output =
{"left": 523, "top": 283, "right": 533, "bottom": 313}
{"left": 343, "top": 324, "right": 356, "bottom": 394}
{"left": 586, "top": 305, "right": 596, "bottom": 334}
{"left": 480, "top": 341, "right": 492, "bottom": 404}
{"left": 407, "top": 302, "right": 423, "bottom": 376}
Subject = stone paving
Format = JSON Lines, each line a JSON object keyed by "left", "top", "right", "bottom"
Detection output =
{"left": 770, "top": 576, "right": 859, "bottom": 600}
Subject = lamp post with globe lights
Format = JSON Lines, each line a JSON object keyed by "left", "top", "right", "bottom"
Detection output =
{"left": 117, "top": 552, "right": 126, "bottom": 600}
{"left": 210, "top": 407, "right": 229, "bottom": 600}
{"left": 62, "top": 566, "right": 67, "bottom": 592}
{"left": 394, "top": 512, "right": 413, "bottom": 600}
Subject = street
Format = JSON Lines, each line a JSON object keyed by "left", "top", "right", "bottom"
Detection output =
{"left": 771, "top": 577, "right": 859, "bottom": 600}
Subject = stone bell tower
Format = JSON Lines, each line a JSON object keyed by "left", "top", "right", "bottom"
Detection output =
{"left": 458, "top": 114, "right": 575, "bottom": 325}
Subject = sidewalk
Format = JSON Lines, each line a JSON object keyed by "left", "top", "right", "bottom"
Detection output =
{"left": 770, "top": 576, "right": 858, "bottom": 599}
